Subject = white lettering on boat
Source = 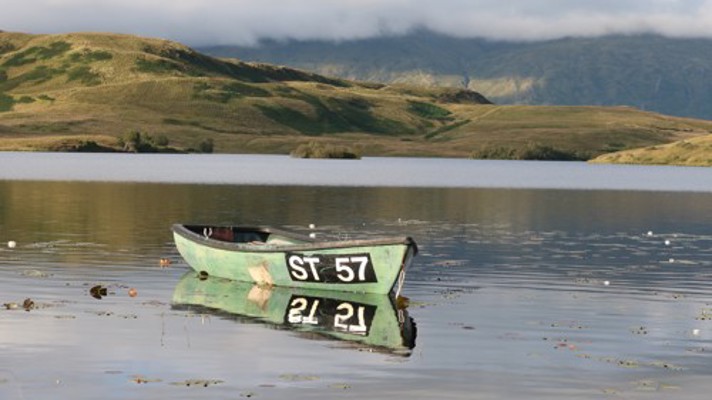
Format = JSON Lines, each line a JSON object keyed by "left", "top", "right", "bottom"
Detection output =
{"left": 285, "top": 253, "right": 377, "bottom": 283}
{"left": 287, "top": 255, "right": 321, "bottom": 281}
{"left": 287, "top": 297, "right": 321, "bottom": 325}
{"left": 285, "top": 295, "right": 376, "bottom": 335}
{"left": 334, "top": 302, "right": 368, "bottom": 334}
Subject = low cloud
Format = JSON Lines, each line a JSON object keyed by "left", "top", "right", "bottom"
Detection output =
{"left": 2, "top": 0, "right": 712, "bottom": 45}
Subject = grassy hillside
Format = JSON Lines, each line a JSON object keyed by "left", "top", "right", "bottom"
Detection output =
{"left": 591, "top": 135, "right": 712, "bottom": 167}
{"left": 0, "top": 31, "right": 493, "bottom": 154}
{"left": 202, "top": 32, "right": 712, "bottom": 121}
{"left": 2, "top": 31, "right": 712, "bottom": 163}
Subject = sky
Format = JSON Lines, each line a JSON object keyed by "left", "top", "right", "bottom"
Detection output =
{"left": 1, "top": 0, "right": 712, "bottom": 46}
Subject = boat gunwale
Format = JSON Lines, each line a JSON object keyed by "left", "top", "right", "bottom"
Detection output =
{"left": 172, "top": 224, "right": 418, "bottom": 254}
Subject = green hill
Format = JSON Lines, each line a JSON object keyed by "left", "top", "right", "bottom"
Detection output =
{"left": 201, "top": 31, "right": 712, "bottom": 121}
{"left": 2, "top": 30, "right": 712, "bottom": 163}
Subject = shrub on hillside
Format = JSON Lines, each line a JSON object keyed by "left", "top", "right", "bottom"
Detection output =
{"left": 0, "top": 93, "right": 14, "bottom": 112}
{"left": 290, "top": 141, "right": 361, "bottom": 159}
{"left": 198, "top": 138, "right": 214, "bottom": 153}
{"left": 120, "top": 130, "right": 161, "bottom": 153}
{"left": 407, "top": 101, "right": 452, "bottom": 120}
{"left": 471, "top": 142, "right": 588, "bottom": 161}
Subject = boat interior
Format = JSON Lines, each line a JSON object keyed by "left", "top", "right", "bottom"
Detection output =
{"left": 185, "top": 225, "right": 303, "bottom": 245}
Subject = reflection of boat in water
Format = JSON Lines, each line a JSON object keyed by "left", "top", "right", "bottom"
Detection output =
{"left": 171, "top": 272, "right": 416, "bottom": 355}
{"left": 172, "top": 224, "right": 418, "bottom": 295}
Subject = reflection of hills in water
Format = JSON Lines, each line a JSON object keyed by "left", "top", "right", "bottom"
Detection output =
{"left": 3, "top": 180, "right": 711, "bottom": 256}
{"left": 171, "top": 272, "right": 416, "bottom": 355}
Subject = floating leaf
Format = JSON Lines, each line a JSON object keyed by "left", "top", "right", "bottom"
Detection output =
{"left": 21, "top": 269, "right": 52, "bottom": 278}
{"left": 170, "top": 379, "right": 224, "bottom": 387}
{"left": 90, "top": 285, "right": 108, "bottom": 299}
{"left": 130, "top": 375, "right": 162, "bottom": 384}
{"left": 330, "top": 383, "right": 351, "bottom": 390}
{"left": 278, "top": 374, "right": 319, "bottom": 382}
{"left": 396, "top": 296, "right": 409, "bottom": 309}
{"left": 22, "top": 298, "right": 35, "bottom": 311}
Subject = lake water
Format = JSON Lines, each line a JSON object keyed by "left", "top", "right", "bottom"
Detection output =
{"left": 1, "top": 152, "right": 712, "bottom": 190}
{"left": 1, "top": 153, "right": 712, "bottom": 399}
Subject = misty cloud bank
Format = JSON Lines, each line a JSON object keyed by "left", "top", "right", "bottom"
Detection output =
{"left": 2, "top": 0, "right": 712, "bottom": 45}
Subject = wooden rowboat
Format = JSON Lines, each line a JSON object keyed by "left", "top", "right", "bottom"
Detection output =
{"left": 172, "top": 224, "right": 418, "bottom": 295}
{"left": 172, "top": 272, "right": 416, "bottom": 355}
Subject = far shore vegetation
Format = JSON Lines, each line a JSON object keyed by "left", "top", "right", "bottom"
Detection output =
{"left": 471, "top": 142, "right": 589, "bottom": 161}
{"left": 290, "top": 141, "right": 361, "bottom": 159}
{"left": 117, "top": 130, "right": 214, "bottom": 154}
{"left": 0, "top": 131, "right": 214, "bottom": 154}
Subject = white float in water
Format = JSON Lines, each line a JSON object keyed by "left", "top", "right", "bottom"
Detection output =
{"left": 693, "top": 329, "right": 701, "bottom": 336}
{"left": 7, "top": 241, "right": 16, "bottom": 248}
{"left": 664, "top": 239, "right": 671, "bottom": 246}
{"left": 647, "top": 231, "right": 654, "bottom": 236}
{"left": 308, "top": 223, "right": 316, "bottom": 229}
{"left": 603, "top": 280, "right": 610, "bottom": 286}
{"left": 309, "top": 232, "right": 317, "bottom": 239}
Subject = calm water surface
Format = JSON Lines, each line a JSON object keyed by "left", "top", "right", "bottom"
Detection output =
{"left": 1, "top": 152, "right": 712, "bottom": 190}
{"left": 1, "top": 154, "right": 712, "bottom": 399}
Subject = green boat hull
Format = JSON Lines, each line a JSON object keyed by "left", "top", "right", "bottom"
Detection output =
{"left": 172, "top": 224, "right": 417, "bottom": 295}
{"left": 172, "top": 272, "right": 416, "bottom": 355}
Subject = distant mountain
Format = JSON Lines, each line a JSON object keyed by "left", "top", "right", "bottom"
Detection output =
{"left": 2, "top": 31, "right": 712, "bottom": 164}
{"left": 201, "top": 31, "right": 712, "bottom": 120}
